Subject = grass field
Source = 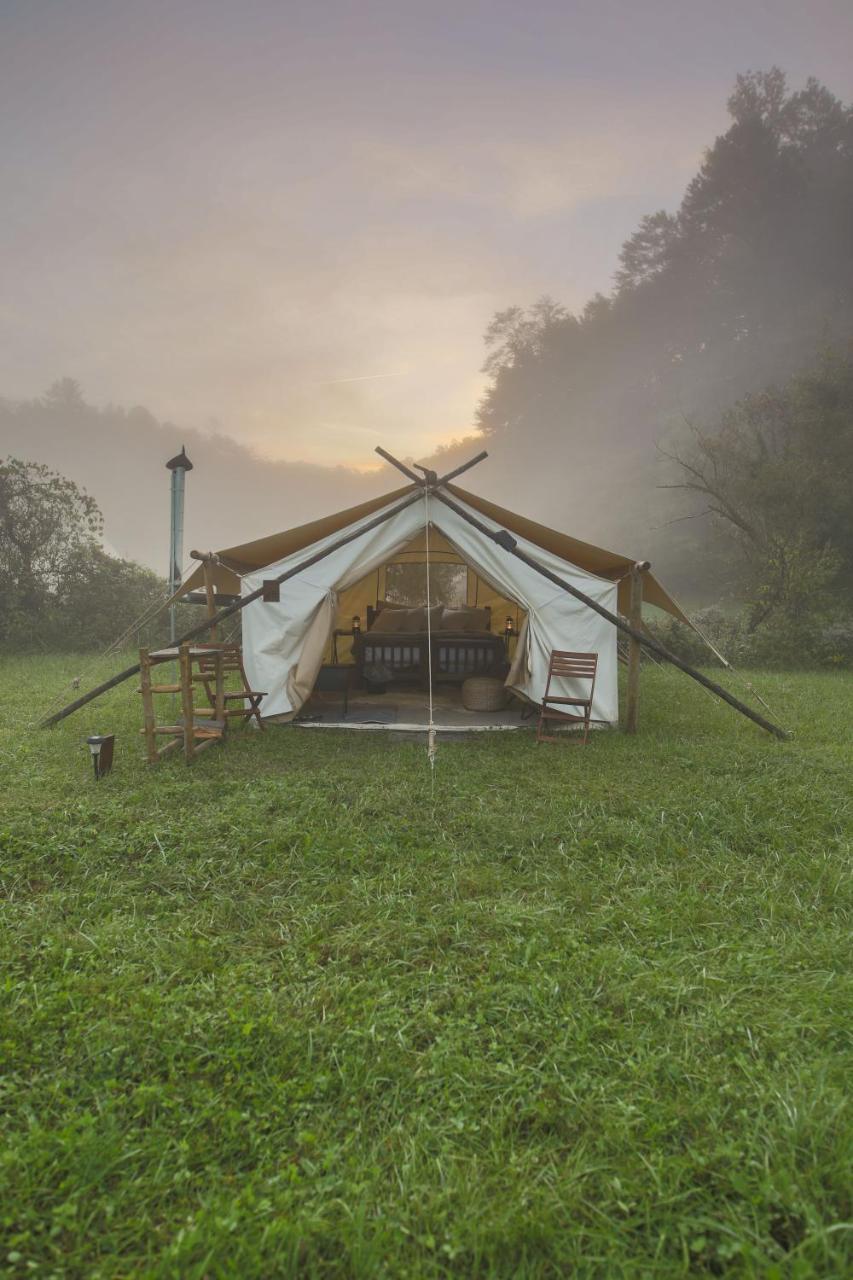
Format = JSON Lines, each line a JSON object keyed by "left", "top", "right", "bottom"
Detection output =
{"left": 0, "top": 655, "right": 850, "bottom": 1278}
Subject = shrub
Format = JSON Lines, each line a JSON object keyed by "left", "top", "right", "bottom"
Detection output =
{"left": 643, "top": 605, "right": 853, "bottom": 671}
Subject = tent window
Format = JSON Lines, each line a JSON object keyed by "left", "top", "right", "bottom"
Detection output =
{"left": 384, "top": 562, "right": 467, "bottom": 607}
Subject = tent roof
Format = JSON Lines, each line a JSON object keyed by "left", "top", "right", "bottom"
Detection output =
{"left": 179, "top": 481, "right": 690, "bottom": 625}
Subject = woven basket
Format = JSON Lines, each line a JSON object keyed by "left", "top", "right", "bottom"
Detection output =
{"left": 462, "top": 676, "right": 508, "bottom": 712}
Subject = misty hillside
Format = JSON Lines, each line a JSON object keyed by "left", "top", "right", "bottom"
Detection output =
{"left": 0, "top": 382, "right": 396, "bottom": 578}
{"left": 0, "top": 383, "right": 688, "bottom": 593}
{"left": 475, "top": 71, "right": 853, "bottom": 587}
{"left": 481, "top": 71, "right": 853, "bottom": 449}
{"left": 0, "top": 375, "right": 650, "bottom": 586}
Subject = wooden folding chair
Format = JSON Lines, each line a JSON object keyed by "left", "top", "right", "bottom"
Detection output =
{"left": 537, "top": 650, "right": 598, "bottom": 745}
{"left": 193, "top": 644, "right": 267, "bottom": 730}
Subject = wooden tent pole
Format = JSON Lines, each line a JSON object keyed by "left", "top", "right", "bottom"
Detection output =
{"left": 189, "top": 549, "right": 223, "bottom": 638}
{"left": 624, "top": 561, "right": 648, "bottom": 734}
{"left": 139, "top": 648, "right": 157, "bottom": 764}
{"left": 431, "top": 489, "right": 789, "bottom": 741}
{"left": 432, "top": 451, "right": 489, "bottom": 485}
{"left": 40, "top": 489, "right": 425, "bottom": 728}
{"left": 374, "top": 447, "right": 422, "bottom": 483}
{"left": 199, "top": 555, "right": 218, "bottom": 640}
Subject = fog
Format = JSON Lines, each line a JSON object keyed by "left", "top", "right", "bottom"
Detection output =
{"left": 2, "top": 3, "right": 852, "bottom": 601}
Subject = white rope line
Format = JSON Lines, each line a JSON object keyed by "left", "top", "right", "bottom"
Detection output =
{"left": 683, "top": 613, "right": 789, "bottom": 726}
{"left": 642, "top": 609, "right": 791, "bottom": 732}
{"left": 424, "top": 488, "right": 437, "bottom": 773}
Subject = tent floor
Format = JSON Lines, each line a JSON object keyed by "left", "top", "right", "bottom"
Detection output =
{"left": 290, "top": 686, "right": 533, "bottom": 733}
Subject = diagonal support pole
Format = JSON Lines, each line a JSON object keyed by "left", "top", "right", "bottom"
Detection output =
{"left": 374, "top": 447, "right": 422, "bottom": 484}
{"left": 434, "top": 451, "right": 489, "bottom": 486}
{"left": 375, "top": 446, "right": 488, "bottom": 489}
{"left": 431, "top": 488, "right": 789, "bottom": 741}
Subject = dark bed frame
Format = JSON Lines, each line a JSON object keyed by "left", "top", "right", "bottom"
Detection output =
{"left": 355, "top": 602, "right": 506, "bottom": 686}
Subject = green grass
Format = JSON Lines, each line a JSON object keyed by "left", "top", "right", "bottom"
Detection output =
{"left": 0, "top": 656, "right": 850, "bottom": 1278}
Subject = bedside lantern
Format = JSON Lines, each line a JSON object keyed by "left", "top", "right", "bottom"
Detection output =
{"left": 352, "top": 615, "right": 361, "bottom": 635}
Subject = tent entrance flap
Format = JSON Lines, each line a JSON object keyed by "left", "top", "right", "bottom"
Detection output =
{"left": 331, "top": 524, "right": 528, "bottom": 662}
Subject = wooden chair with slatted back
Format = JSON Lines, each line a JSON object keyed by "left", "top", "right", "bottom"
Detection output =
{"left": 193, "top": 644, "right": 267, "bottom": 730}
{"left": 537, "top": 650, "right": 598, "bottom": 745}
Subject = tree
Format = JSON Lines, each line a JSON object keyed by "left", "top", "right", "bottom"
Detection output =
{"left": 661, "top": 351, "right": 853, "bottom": 629}
{"left": 615, "top": 211, "right": 680, "bottom": 292}
{"left": 0, "top": 458, "right": 102, "bottom": 635}
{"left": 43, "top": 377, "right": 86, "bottom": 411}
{"left": 56, "top": 545, "right": 169, "bottom": 650}
{"left": 0, "top": 457, "right": 169, "bottom": 650}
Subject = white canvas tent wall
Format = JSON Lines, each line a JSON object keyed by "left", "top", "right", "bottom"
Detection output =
{"left": 240, "top": 490, "right": 620, "bottom": 724}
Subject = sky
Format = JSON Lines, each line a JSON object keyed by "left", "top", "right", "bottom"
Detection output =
{"left": 2, "top": 0, "right": 852, "bottom": 468}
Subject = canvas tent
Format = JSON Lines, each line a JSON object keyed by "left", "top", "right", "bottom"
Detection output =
{"left": 174, "top": 482, "right": 692, "bottom": 726}
{"left": 41, "top": 456, "right": 789, "bottom": 741}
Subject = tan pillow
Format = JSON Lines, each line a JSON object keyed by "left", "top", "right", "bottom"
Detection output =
{"left": 374, "top": 604, "right": 444, "bottom": 633}
{"left": 440, "top": 606, "right": 491, "bottom": 633}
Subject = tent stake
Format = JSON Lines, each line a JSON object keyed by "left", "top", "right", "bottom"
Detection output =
{"left": 431, "top": 489, "right": 789, "bottom": 741}
{"left": 40, "top": 490, "right": 425, "bottom": 728}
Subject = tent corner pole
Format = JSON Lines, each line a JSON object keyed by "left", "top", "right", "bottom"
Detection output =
{"left": 624, "top": 561, "right": 648, "bottom": 734}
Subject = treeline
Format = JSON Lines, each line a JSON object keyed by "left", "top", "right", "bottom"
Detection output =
{"left": 476, "top": 69, "right": 853, "bottom": 662}
{"left": 480, "top": 71, "right": 853, "bottom": 454}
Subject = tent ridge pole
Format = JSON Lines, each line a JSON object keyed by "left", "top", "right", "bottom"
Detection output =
{"left": 431, "top": 489, "right": 789, "bottom": 741}
{"left": 375, "top": 446, "right": 488, "bottom": 489}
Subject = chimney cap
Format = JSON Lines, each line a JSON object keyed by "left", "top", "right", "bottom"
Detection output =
{"left": 166, "top": 445, "right": 193, "bottom": 472}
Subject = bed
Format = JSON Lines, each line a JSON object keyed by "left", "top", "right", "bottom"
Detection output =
{"left": 353, "top": 602, "right": 507, "bottom": 686}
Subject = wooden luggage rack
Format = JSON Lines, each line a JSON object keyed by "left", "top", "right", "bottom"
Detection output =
{"left": 138, "top": 644, "right": 228, "bottom": 764}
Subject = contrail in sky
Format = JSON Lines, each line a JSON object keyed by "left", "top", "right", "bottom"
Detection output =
{"left": 317, "top": 371, "right": 408, "bottom": 385}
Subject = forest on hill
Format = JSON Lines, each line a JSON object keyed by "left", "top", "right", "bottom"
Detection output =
{"left": 474, "top": 70, "right": 853, "bottom": 592}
